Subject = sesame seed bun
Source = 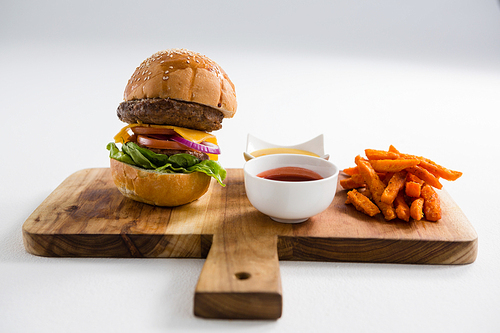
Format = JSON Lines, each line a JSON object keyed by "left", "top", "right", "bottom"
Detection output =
{"left": 123, "top": 48, "right": 237, "bottom": 118}
{"left": 110, "top": 158, "right": 211, "bottom": 207}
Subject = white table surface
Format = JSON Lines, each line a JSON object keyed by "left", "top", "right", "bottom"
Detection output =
{"left": 1, "top": 1, "right": 500, "bottom": 332}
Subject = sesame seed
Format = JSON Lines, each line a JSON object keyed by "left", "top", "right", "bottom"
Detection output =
{"left": 163, "top": 76, "right": 169, "bottom": 80}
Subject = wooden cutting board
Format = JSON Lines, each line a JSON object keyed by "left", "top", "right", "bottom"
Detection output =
{"left": 22, "top": 168, "right": 477, "bottom": 319}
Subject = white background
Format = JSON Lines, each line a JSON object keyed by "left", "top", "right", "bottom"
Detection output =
{"left": 1, "top": 1, "right": 500, "bottom": 332}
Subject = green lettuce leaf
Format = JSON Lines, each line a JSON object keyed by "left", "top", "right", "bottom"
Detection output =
{"left": 187, "top": 159, "right": 226, "bottom": 187}
{"left": 106, "top": 142, "right": 226, "bottom": 186}
{"left": 106, "top": 142, "right": 135, "bottom": 165}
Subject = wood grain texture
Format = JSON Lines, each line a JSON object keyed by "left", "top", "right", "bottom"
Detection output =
{"left": 22, "top": 168, "right": 478, "bottom": 319}
{"left": 194, "top": 175, "right": 283, "bottom": 319}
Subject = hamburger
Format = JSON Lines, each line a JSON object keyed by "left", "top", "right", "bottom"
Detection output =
{"left": 107, "top": 49, "right": 236, "bottom": 206}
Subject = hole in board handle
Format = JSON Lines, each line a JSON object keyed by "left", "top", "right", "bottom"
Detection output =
{"left": 234, "top": 272, "right": 251, "bottom": 280}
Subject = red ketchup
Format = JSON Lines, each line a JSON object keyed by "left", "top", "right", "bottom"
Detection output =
{"left": 257, "top": 166, "right": 323, "bottom": 182}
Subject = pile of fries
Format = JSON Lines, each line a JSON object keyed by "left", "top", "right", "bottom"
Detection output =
{"left": 341, "top": 145, "right": 462, "bottom": 222}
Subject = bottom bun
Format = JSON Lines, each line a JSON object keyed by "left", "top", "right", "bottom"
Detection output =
{"left": 110, "top": 158, "right": 211, "bottom": 207}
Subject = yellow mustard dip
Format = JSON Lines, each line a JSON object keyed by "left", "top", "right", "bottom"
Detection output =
{"left": 251, "top": 148, "right": 319, "bottom": 158}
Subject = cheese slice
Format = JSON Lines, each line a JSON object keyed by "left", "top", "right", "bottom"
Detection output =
{"left": 113, "top": 123, "right": 219, "bottom": 160}
{"left": 114, "top": 123, "right": 216, "bottom": 143}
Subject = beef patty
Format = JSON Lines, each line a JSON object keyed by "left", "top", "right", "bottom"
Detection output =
{"left": 117, "top": 98, "right": 224, "bottom": 132}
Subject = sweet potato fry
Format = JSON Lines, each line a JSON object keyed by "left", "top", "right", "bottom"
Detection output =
{"left": 355, "top": 155, "right": 397, "bottom": 220}
{"left": 406, "top": 165, "right": 443, "bottom": 189}
{"left": 340, "top": 174, "right": 366, "bottom": 189}
{"left": 418, "top": 160, "right": 463, "bottom": 181}
{"left": 410, "top": 198, "right": 424, "bottom": 221}
{"left": 359, "top": 187, "right": 372, "bottom": 200}
{"left": 421, "top": 184, "right": 441, "bottom": 221}
{"left": 342, "top": 166, "right": 359, "bottom": 176}
{"left": 369, "top": 159, "right": 420, "bottom": 173}
{"left": 390, "top": 149, "right": 462, "bottom": 181}
{"left": 381, "top": 171, "right": 407, "bottom": 205}
{"left": 382, "top": 172, "right": 394, "bottom": 186}
{"left": 365, "top": 149, "right": 400, "bottom": 160}
{"left": 394, "top": 190, "right": 410, "bottom": 222}
{"left": 388, "top": 145, "right": 400, "bottom": 154}
{"left": 406, "top": 173, "right": 424, "bottom": 185}
{"left": 405, "top": 181, "right": 421, "bottom": 198}
{"left": 347, "top": 189, "right": 381, "bottom": 217}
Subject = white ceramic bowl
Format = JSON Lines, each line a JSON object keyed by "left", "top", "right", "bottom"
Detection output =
{"left": 244, "top": 134, "right": 326, "bottom": 161}
{"left": 244, "top": 154, "right": 339, "bottom": 223}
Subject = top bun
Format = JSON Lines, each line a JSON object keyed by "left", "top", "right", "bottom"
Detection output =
{"left": 123, "top": 49, "right": 237, "bottom": 118}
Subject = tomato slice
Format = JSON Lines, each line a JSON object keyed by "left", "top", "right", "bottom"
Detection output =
{"left": 131, "top": 127, "right": 177, "bottom": 136}
{"left": 136, "top": 135, "right": 192, "bottom": 150}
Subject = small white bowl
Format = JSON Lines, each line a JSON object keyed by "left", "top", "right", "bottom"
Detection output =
{"left": 244, "top": 134, "right": 326, "bottom": 161}
{"left": 244, "top": 154, "right": 339, "bottom": 223}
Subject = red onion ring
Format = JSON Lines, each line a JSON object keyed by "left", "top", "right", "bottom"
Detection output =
{"left": 170, "top": 136, "right": 221, "bottom": 154}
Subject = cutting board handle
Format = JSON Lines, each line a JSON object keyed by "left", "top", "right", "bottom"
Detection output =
{"left": 194, "top": 232, "right": 283, "bottom": 319}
